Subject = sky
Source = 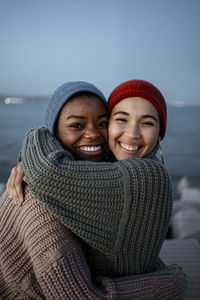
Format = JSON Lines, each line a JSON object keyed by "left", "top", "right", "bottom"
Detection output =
{"left": 0, "top": 0, "right": 200, "bottom": 104}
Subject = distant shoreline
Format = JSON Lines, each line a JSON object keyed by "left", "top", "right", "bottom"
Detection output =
{"left": 0, "top": 95, "right": 200, "bottom": 106}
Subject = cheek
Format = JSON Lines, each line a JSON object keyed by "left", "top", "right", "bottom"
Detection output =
{"left": 57, "top": 130, "right": 78, "bottom": 148}
{"left": 101, "top": 128, "right": 108, "bottom": 141}
{"left": 145, "top": 128, "right": 159, "bottom": 148}
{"left": 108, "top": 124, "right": 116, "bottom": 146}
{"left": 108, "top": 122, "right": 123, "bottom": 140}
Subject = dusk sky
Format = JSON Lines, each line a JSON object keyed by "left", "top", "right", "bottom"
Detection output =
{"left": 1, "top": 0, "right": 200, "bottom": 104}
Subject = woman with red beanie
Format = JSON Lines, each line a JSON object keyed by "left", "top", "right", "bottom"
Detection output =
{"left": 107, "top": 79, "right": 166, "bottom": 161}
{"left": 5, "top": 80, "right": 186, "bottom": 299}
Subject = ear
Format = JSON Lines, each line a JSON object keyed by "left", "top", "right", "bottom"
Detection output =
{"left": 158, "top": 136, "right": 161, "bottom": 142}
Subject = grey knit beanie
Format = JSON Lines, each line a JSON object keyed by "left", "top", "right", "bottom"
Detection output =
{"left": 45, "top": 81, "right": 107, "bottom": 135}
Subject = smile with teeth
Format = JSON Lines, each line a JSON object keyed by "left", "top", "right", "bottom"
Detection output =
{"left": 79, "top": 145, "right": 102, "bottom": 152}
{"left": 120, "top": 143, "right": 140, "bottom": 151}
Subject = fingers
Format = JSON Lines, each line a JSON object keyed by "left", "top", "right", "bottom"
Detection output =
{"left": 6, "top": 166, "right": 18, "bottom": 203}
{"left": 6, "top": 162, "right": 25, "bottom": 205}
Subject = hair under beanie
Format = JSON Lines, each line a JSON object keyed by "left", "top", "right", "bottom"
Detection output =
{"left": 45, "top": 81, "right": 107, "bottom": 135}
{"left": 108, "top": 80, "right": 167, "bottom": 140}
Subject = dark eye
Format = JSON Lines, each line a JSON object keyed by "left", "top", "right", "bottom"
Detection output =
{"left": 97, "top": 120, "right": 108, "bottom": 128}
{"left": 70, "top": 123, "right": 84, "bottom": 129}
{"left": 116, "top": 118, "right": 127, "bottom": 122}
{"left": 142, "top": 121, "right": 154, "bottom": 126}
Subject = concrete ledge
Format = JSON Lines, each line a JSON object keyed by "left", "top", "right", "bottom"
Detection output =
{"left": 161, "top": 239, "right": 200, "bottom": 300}
{"left": 171, "top": 187, "right": 200, "bottom": 240}
{"left": 171, "top": 209, "right": 200, "bottom": 239}
{"left": 181, "top": 188, "right": 200, "bottom": 202}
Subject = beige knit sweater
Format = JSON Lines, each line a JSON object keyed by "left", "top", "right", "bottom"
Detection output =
{"left": 0, "top": 187, "right": 187, "bottom": 299}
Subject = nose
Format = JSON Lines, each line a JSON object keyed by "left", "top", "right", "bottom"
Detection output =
{"left": 125, "top": 123, "right": 141, "bottom": 139}
{"left": 84, "top": 125, "right": 101, "bottom": 139}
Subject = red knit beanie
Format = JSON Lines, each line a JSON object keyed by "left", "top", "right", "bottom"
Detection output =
{"left": 108, "top": 80, "right": 167, "bottom": 140}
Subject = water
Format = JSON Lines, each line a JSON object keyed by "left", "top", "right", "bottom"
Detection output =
{"left": 162, "top": 106, "right": 200, "bottom": 181}
{"left": 0, "top": 102, "right": 46, "bottom": 183}
{"left": 0, "top": 103, "right": 200, "bottom": 194}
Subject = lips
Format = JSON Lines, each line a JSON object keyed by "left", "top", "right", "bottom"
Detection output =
{"left": 79, "top": 145, "right": 102, "bottom": 152}
{"left": 120, "top": 143, "right": 140, "bottom": 152}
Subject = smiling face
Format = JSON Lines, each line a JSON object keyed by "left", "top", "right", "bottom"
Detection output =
{"left": 108, "top": 97, "right": 160, "bottom": 160}
{"left": 56, "top": 94, "right": 108, "bottom": 162}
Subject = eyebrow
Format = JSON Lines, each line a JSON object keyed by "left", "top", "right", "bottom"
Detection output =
{"left": 66, "top": 113, "right": 108, "bottom": 121}
{"left": 98, "top": 113, "right": 108, "bottom": 119}
{"left": 112, "top": 111, "right": 158, "bottom": 121}
{"left": 112, "top": 111, "right": 129, "bottom": 117}
{"left": 66, "top": 115, "right": 86, "bottom": 120}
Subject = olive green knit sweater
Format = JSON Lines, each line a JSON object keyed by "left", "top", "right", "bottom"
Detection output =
{"left": 21, "top": 127, "right": 173, "bottom": 277}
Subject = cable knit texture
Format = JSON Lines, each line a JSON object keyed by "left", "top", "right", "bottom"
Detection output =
{"left": 0, "top": 188, "right": 187, "bottom": 299}
{"left": 20, "top": 127, "right": 173, "bottom": 277}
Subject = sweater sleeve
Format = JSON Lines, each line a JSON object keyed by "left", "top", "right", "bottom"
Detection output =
{"left": 37, "top": 247, "right": 187, "bottom": 300}
{"left": 21, "top": 127, "right": 172, "bottom": 270}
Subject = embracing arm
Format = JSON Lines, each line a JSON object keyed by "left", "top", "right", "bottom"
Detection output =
{"left": 39, "top": 252, "right": 187, "bottom": 300}
{"left": 6, "top": 162, "right": 25, "bottom": 205}
{"left": 21, "top": 127, "right": 173, "bottom": 275}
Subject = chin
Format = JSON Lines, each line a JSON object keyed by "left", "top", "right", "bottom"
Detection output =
{"left": 88, "top": 157, "right": 103, "bottom": 162}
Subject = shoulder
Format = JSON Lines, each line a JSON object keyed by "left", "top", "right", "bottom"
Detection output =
{"left": 22, "top": 185, "right": 78, "bottom": 242}
{"left": 117, "top": 157, "right": 171, "bottom": 177}
{"left": 0, "top": 186, "right": 79, "bottom": 251}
